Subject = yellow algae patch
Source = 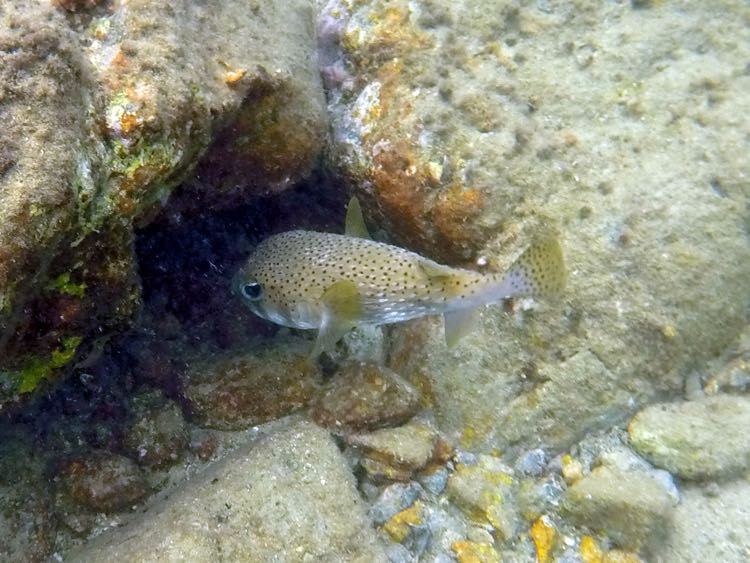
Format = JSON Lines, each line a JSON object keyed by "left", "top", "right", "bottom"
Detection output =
{"left": 580, "top": 536, "right": 604, "bottom": 563}
{"left": 446, "top": 463, "right": 515, "bottom": 539}
{"left": 383, "top": 502, "right": 422, "bottom": 542}
{"left": 561, "top": 454, "right": 583, "bottom": 485}
{"left": 451, "top": 540, "right": 500, "bottom": 563}
{"left": 530, "top": 515, "right": 555, "bottom": 563}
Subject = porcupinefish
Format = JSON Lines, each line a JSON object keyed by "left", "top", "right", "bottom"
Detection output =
{"left": 234, "top": 198, "right": 565, "bottom": 357}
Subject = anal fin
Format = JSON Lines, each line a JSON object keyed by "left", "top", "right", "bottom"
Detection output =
{"left": 443, "top": 308, "right": 480, "bottom": 348}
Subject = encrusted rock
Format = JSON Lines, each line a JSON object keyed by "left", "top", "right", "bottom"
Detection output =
{"left": 55, "top": 451, "right": 148, "bottom": 513}
{"left": 628, "top": 395, "right": 750, "bottom": 480}
{"left": 563, "top": 466, "right": 673, "bottom": 553}
{"left": 310, "top": 362, "right": 421, "bottom": 432}
{"left": 0, "top": 0, "right": 326, "bottom": 408}
{"left": 369, "top": 481, "right": 424, "bottom": 526}
{"left": 445, "top": 459, "right": 518, "bottom": 542}
{"left": 122, "top": 390, "right": 189, "bottom": 467}
{"left": 182, "top": 339, "right": 320, "bottom": 430}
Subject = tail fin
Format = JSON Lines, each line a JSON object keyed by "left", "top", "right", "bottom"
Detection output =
{"left": 497, "top": 237, "right": 566, "bottom": 299}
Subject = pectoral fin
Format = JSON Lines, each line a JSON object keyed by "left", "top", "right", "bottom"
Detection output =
{"left": 345, "top": 196, "right": 371, "bottom": 239}
{"left": 443, "top": 308, "right": 480, "bottom": 348}
{"left": 311, "top": 280, "right": 362, "bottom": 358}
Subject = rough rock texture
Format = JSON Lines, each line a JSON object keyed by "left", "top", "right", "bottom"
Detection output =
{"left": 122, "top": 391, "right": 189, "bottom": 467}
{"left": 628, "top": 395, "right": 750, "bottom": 481}
{"left": 313, "top": 0, "right": 750, "bottom": 452}
{"left": 0, "top": 0, "right": 325, "bottom": 408}
{"left": 55, "top": 451, "right": 149, "bottom": 513}
{"left": 182, "top": 339, "right": 320, "bottom": 430}
{"left": 563, "top": 466, "right": 674, "bottom": 553}
{"left": 310, "top": 362, "right": 421, "bottom": 431}
{"left": 67, "top": 419, "right": 387, "bottom": 562}
{"left": 659, "top": 480, "right": 750, "bottom": 563}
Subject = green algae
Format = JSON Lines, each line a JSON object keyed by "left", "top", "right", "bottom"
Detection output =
{"left": 47, "top": 273, "right": 87, "bottom": 299}
{"left": 15, "top": 336, "right": 83, "bottom": 394}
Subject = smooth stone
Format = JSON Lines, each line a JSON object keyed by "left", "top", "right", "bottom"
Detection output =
{"left": 628, "top": 395, "right": 750, "bottom": 480}
{"left": 563, "top": 466, "right": 673, "bottom": 553}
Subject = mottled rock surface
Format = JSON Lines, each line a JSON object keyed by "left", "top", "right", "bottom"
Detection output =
{"left": 182, "top": 339, "right": 320, "bottom": 430}
{"left": 628, "top": 395, "right": 750, "bottom": 480}
{"left": 311, "top": 362, "right": 421, "bottom": 431}
{"left": 68, "top": 419, "right": 387, "bottom": 562}
{"left": 122, "top": 391, "right": 188, "bottom": 467}
{"left": 55, "top": 451, "right": 148, "bottom": 513}
{"left": 563, "top": 466, "right": 674, "bottom": 553}
{"left": 659, "top": 480, "right": 750, "bottom": 563}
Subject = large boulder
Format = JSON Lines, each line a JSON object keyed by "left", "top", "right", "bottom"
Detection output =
{"left": 67, "top": 419, "right": 387, "bottom": 562}
{"left": 321, "top": 0, "right": 750, "bottom": 451}
{"left": 0, "top": 0, "right": 326, "bottom": 408}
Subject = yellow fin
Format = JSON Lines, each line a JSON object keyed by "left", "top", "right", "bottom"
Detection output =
{"left": 444, "top": 308, "right": 480, "bottom": 348}
{"left": 321, "top": 279, "right": 362, "bottom": 320}
{"left": 345, "top": 196, "right": 371, "bottom": 239}
{"left": 311, "top": 280, "right": 362, "bottom": 358}
{"left": 504, "top": 237, "right": 566, "bottom": 297}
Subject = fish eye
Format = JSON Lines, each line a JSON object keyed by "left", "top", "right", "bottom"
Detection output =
{"left": 241, "top": 282, "right": 264, "bottom": 301}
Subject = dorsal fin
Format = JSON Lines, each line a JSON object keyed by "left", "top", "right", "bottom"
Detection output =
{"left": 345, "top": 196, "right": 371, "bottom": 239}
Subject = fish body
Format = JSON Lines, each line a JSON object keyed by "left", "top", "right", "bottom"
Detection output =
{"left": 235, "top": 199, "right": 565, "bottom": 356}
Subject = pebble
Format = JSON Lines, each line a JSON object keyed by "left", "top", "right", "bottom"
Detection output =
{"left": 628, "top": 395, "right": 750, "bottom": 480}
{"left": 56, "top": 451, "right": 148, "bottom": 512}
{"left": 369, "top": 482, "right": 424, "bottom": 525}
{"left": 563, "top": 466, "right": 673, "bottom": 553}
{"left": 348, "top": 423, "right": 439, "bottom": 481}
{"left": 418, "top": 467, "right": 449, "bottom": 495}
{"left": 311, "top": 362, "right": 421, "bottom": 432}
{"left": 515, "top": 448, "right": 547, "bottom": 477}
{"left": 182, "top": 342, "right": 319, "bottom": 430}
{"left": 122, "top": 391, "right": 189, "bottom": 467}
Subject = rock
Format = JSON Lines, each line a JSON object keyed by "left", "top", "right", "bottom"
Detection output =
{"left": 445, "top": 462, "right": 518, "bottom": 542}
{"left": 516, "top": 449, "right": 548, "bottom": 477}
{"left": 418, "top": 467, "right": 449, "bottom": 495}
{"left": 122, "top": 391, "right": 189, "bottom": 467}
{"left": 369, "top": 482, "right": 424, "bottom": 526}
{"left": 0, "top": 0, "right": 325, "bottom": 408}
{"left": 658, "top": 480, "right": 750, "bottom": 562}
{"left": 562, "top": 466, "right": 673, "bottom": 553}
{"left": 310, "top": 362, "right": 421, "bottom": 432}
{"left": 517, "top": 474, "right": 566, "bottom": 522}
{"left": 182, "top": 339, "right": 320, "bottom": 430}
{"left": 66, "top": 419, "right": 387, "bottom": 562}
{"left": 628, "top": 395, "right": 750, "bottom": 480}
{"left": 327, "top": 0, "right": 750, "bottom": 454}
{"left": 348, "top": 422, "right": 441, "bottom": 481}
{"left": 55, "top": 451, "right": 148, "bottom": 513}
